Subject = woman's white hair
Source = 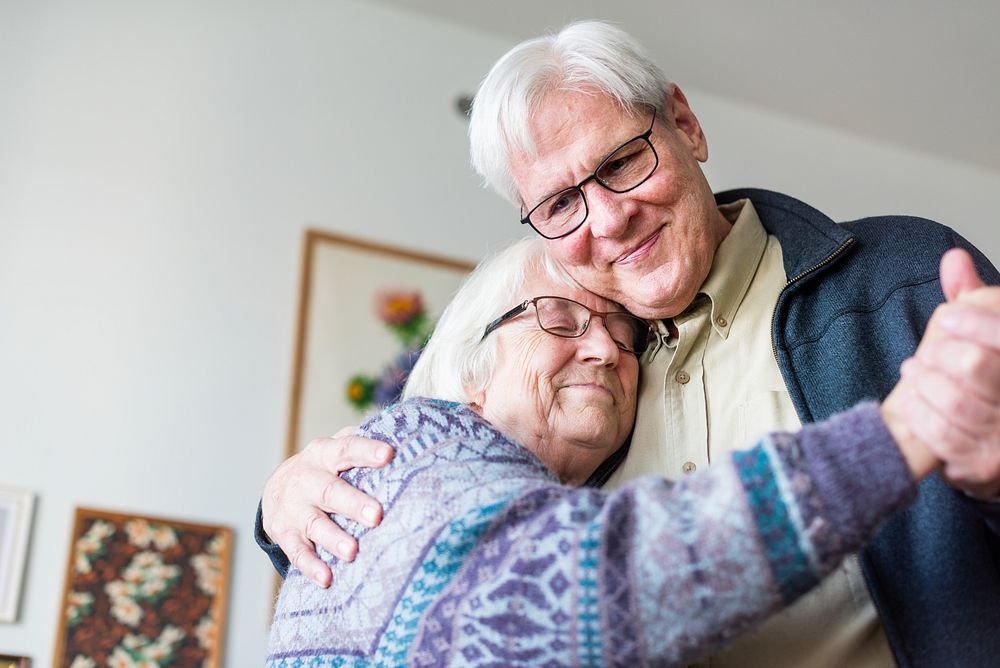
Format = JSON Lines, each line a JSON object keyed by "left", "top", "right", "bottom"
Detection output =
{"left": 403, "top": 236, "right": 579, "bottom": 403}
{"left": 469, "top": 20, "right": 672, "bottom": 206}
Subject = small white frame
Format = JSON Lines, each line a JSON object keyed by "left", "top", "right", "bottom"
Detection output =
{"left": 0, "top": 487, "right": 35, "bottom": 623}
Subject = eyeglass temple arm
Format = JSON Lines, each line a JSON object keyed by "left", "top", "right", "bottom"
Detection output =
{"left": 480, "top": 300, "right": 531, "bottom": 341}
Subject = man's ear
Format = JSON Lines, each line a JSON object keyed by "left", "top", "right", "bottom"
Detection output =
{"left": 665, "top": 85, "right": 709, "bottom": 162}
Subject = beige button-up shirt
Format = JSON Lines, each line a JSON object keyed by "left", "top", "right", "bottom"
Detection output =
{"left": 605, "top": 200, "right": 895, "bottom": 667}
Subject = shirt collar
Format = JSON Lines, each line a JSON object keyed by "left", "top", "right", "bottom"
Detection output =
{"left": 694, "top": 198, "right": 768, "bottom": 339}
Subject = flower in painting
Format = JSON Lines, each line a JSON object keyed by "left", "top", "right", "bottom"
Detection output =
{"left": 90, "top": 520, "right": 115, "bottom": 540}
{"left": 125, "top": 519, "right": 153, "bottom": 548}
{"left": 140, "top": 578, "right": 166, "bottom": 598}
{"left": 158, "top": 625, "right": 186, "bottom": 646}
{"left": 108, "top": 647, "right": 138, "bottom": 668}
{"left": 122, "top": 563, "right": 145, "bottom": 585}
{"left": 207, "top": 531, "right": 228, "bottom": 555}
{"left": 74, "top": 520, "right": 116, "bottom": 574}
{"left": 374, "top": 289, "right": 424, "bottom": 326}
{"left": 105, "top": 580, "right": 132, "bottom": 600}
{"left": 190, "top": 552, "right": 222, "bottom": 596}
{"left": 68, "top": 656, "right": 96, "bottom": 668}
{"left": 152, "top": 524, "right": 178, "bottom": 550}
{"left": 77, "top": 535, "right": 100, "bottom": 555}
{"left": 110, "top": 626, "right": 186, "bottom": 667}
{"left": 346, "top": 288, "right": 433, "bottom": 412}
{"left": 66, "top": 590, "right": 95, "bottom": 627}
{"left": 195, "top": 613, "right": 217, "bottom": 650}
{"left": 111, "top": 597, "right": 143, "bottom": 627}
{"left": 345, "top": 375, "right": 376, "bottom": 410}
{"left": 74, "top": 552, "right": 91, "bottom": 575}
{"left": 373, "top": 346, "right": 423, "bottom": 407}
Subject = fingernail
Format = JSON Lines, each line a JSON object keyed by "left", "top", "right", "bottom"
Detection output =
{"left": 337, "top": 540, "right": 353, "bottom": 559}
{"left": 376, "top": 445, "right": 390, "bottom": 461}
{"left": 362, "top": 505, "right": 378, "bottom": 524}
{"left": 313, "top": 568, "right": 327, "bottom": 585}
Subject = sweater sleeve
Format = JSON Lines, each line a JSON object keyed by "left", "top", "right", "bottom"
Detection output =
{"left": 406, "top": 402, "right": 917, "bottom": 667}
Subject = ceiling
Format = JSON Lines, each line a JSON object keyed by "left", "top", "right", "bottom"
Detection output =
{"left": 373, "top": 0, "right": 1000, "bottom": 174}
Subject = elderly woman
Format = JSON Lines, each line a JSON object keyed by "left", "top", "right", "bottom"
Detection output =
{"left": 265, "top": 236, "right": 953, "bottom": 667}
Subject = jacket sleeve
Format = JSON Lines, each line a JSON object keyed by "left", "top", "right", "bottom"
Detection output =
{"left": 412, "top": 403, "right": 917, "bottom": 667}
{"left": 255, "top": 500, "right": 291, "bottom": 578}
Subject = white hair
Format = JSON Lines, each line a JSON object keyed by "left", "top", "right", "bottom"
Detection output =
{"left": 469, "top": 20, "right": 672, "bottom": 206}
{"left": 403, "top": 236, "right": 580, "bottom": 403}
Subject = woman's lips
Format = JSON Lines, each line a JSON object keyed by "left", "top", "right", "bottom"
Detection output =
{"left": 563, "top": 383, "right": 612, "bottom": 396}
{"left": 615, "top": 228, "right": 662, "bottom": 265}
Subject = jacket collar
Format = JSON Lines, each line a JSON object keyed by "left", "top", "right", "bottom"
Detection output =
{"left": 715, "top": 188, "right": 855, "bottom": 282}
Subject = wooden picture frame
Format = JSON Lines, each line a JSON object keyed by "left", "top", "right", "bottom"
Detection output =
{"left": 52, "top": 508, "right": 232, "bottom": 668}
{"left": 0, "top": 654, "right": 31, "bottom": 668}
{"left": 285, "top": 230, "right": 474, "bottom": 460}
{"left": 0, "top": 486, "right": 35, "bottom": 623}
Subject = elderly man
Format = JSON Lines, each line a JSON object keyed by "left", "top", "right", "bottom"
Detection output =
{"left": 259, "top": 21, "right": 1000, "bottom": 667}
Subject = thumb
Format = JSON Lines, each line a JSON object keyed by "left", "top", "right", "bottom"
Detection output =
{"left": 940, "top": 248, "right": 984, "bottom": 302}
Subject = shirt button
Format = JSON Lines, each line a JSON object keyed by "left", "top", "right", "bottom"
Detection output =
{"left": 682, "top": 462, "right": 697, "bottom": 474}
{"left": 716, "top": 316, "right": 728, "bottom": 327}
{"left": 675, "top": 370, "right": 690, "bottom": 384}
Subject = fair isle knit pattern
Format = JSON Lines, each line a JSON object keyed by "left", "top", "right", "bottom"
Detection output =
{"left": 267, "top": 398, "right": 914, "bottom": 667}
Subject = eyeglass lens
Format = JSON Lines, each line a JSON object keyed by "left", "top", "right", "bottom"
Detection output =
{"left": 527, "top": 135, "right": 657, "bottom": 239}
{"left": 534, "top": 297, "right": 649, "bottom": 353}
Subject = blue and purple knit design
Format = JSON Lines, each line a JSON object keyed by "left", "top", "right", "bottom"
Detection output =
{"left": 267, "top": 398, "right": 909, "bottom": 667}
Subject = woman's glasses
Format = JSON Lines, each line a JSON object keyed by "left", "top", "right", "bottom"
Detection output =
{"left": 481, "top": 295, "right": 653, "bottom": 355}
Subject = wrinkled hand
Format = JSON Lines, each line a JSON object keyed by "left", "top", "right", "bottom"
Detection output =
{"left": 262, "top": 426, "right": 394, "bottom": 587}
{"left": 893, "top": 249, "right": 1000, "bottom": 498}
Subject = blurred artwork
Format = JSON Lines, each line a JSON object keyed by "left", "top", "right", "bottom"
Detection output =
{"left": 52, "top": 508, "right": 232, "bottom": 668}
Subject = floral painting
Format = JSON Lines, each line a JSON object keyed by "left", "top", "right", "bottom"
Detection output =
{"left": 53, "top": 508, "right": 232, "bottom": 668}
{"left": 345, "top": 289, "right": 432, "bottom": 411}
{"left": 287, "top": 230, "right": 473, "bottom": 460}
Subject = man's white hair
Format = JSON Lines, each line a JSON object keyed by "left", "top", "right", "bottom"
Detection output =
{"left": 469, "top": 20, "right": 672, "bottom": 206}
{"left": 403, "top": 236, "right": 580, "bottom": 403}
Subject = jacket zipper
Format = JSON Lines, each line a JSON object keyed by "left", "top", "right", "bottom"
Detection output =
{"left": 770, "top": 237, "right": 856, "bottom": 366}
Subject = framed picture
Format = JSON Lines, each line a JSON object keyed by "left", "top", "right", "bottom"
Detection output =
{"left": 0, "top": 655, "right": 30, "bottom": 668}
{"left": 285, "top": 230, "right": 474, "bottom": 460}
{"left": 52, "top": 508, "right": 232, "bottom": 668}
{"left": 0, "top": 486, "right": 35, "bottom": 623}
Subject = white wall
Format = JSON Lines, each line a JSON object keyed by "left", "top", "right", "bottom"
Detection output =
{"left": 0, "top": 2, "right": 513, "bottom": 665}
{"left": 1, "top": 2, "right": 998, "bottom": 665}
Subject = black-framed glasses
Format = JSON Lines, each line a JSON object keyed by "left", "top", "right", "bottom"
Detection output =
{"left": 520, "top": 110, "right": 659, "bottom": 240}
{"left": 481, "top": 295, "right": 654, "bottom": 355}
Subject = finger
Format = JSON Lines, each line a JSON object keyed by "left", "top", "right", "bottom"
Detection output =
{"left": 912, "top": 338, "right": 1000, "bottom": 403}
{"left": 304, "top": 511, "right": 359, "bottom": 563}
{"left": 304, "top": 434, "right": 394, "bottom": 473}
{"left": 932, "top": 302, "right": 1000, "bottom": 351}
{"left": 900, "top": 357, "right": 996, "bottom": 442}
{"left": 280, "top": 534, "right": 333, "bottom": 588}
{"left": 894, "top": 367, "right": 976, "bottom": 460}
{"left": 319, "top": 476, "right": 384, "bottom": 528}
{"left": 940, "top": 248, "right": 984, "bottom": 302}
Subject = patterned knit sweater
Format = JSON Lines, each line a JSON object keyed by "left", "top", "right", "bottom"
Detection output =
{"left": 267, "top": 397, "right": 916, "bottom": 667}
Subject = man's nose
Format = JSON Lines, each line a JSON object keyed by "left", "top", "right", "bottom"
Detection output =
{"left": 582, "top": 183, "right": 636, "bottom": 239}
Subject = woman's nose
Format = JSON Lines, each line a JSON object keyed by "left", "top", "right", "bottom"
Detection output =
{"left": 576, "top": 316, "right": 621, "bottom": 366}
